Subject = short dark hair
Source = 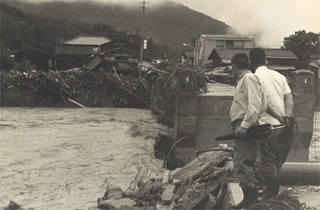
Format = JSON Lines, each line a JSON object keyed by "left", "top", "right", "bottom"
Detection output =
{"left": 231, "top": 53, "right": 250, "bottom": 69}
{"left": 249, "top": 48, "right": 267, "bottom": 66}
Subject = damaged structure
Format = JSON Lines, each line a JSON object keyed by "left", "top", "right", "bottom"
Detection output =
{"left": 174, "top": 70, "right": 315, "bottom": 164}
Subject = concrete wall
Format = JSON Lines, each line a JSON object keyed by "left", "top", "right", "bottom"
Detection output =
{"left": 287, "top": 70, "right": 315, "bottom": 162}
{"left": 175, "top": 71, "right": 315, "bottom": 164}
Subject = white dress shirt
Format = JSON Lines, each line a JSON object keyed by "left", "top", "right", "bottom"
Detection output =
{"left": 255, "top": 66, "right": 291, "bottom": 125}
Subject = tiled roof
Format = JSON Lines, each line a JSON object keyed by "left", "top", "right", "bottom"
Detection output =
{"left": 55, "top": 45, "right": 98, "bottom": 55}
{"left": 63, "top": 36, "right": 112, "bottom": 46}
{"left": 264, "top": 49, "right": 297, "bottom": 59}
{"left": 268, "top": 65, "right": 296, "bottom": 71}
{"left": 200, "top": 34, "right": 253, "bottom": 40}
{"left": 209, "top": 48, "right": 297, "bottom": 61}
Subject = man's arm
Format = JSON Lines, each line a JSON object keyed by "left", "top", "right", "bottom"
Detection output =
{"left": 236, "top": 75, "right": 263, "bottom": 138}
{"left": 284, "top": 92, "right": 293, "bottom": 116}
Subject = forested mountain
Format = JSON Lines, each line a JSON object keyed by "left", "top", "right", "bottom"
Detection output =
{"left": 1, "top": 0, "right": 236, "bottom": 69}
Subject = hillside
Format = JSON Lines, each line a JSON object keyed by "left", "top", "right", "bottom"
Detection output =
{"left": 3, "top": 0, "right": 236, "bottom": 53}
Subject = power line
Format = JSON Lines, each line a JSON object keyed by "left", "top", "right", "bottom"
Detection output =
{"left": 139, "top": 1, "right": 148, "bottom": 78}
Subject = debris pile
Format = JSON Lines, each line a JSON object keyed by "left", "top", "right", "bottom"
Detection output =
{"left": 0, "top": 69, "right": 149, "bottom": 108}
{"left": 248, "top": 191, "right": 304, "bottom": 210}
{"left": 88, "top": 149, "right": 237, "bottom": 209}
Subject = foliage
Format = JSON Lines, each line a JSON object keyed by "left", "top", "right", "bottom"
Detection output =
{"left": 146, "top": 61, "right": 207, "bottom": 125}
{"left": 3, "top": 1, "right": 234, "bottom": 57}
{"left": 13, "top": 58, "right": 37, "bottom": 72}
{"left": 283, "top": 30, "right": 319, "bottom": 61}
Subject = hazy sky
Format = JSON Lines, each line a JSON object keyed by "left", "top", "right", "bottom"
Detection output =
{"left": 174, "top": 0, "right": 320, "bottom": 47}
{"left": 12, "top": 0, "right": 320, "bottom": 48}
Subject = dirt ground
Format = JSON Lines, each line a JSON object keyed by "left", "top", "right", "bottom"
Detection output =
{"left": 0, "top": 108, "right": 168, "bottom": 210}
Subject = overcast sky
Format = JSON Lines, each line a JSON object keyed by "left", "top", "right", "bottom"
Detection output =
{"left": 173, "top": 0, "right": 320, "bottom": 47}
{"left": 12, "top": 0, "right": 320, "bottom": 48}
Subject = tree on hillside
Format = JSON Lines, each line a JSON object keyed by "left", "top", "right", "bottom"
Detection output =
{"left": 283, "top": 30, "right": 319, "bottom": 61}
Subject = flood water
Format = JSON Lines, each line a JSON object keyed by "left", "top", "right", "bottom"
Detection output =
{"left": 0, "top": 108, "right": 319, "bottom": 209}
{"left": 0, "top": 108, "right": 167, "bottom": 210}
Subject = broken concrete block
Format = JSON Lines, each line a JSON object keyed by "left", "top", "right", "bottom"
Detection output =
{"left": 156, "top": 201, "right": 175, "bottom": 210}
{"left": 221, "top": 183, "right": 243, "bottom": 209}
{"left": 162, "top": 170, "right": 171, "bottom": 184}
{"left": 161, "top": 184, "right": 175, "bottom": 201}
{"left": 98, "top": 198, "right": 136, "bottom": 209}
{"left": 104, "top": 185, "right": 124, "bottom": 200}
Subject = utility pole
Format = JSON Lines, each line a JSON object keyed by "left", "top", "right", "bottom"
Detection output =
{"left": 139, "top": 1, "right": 148, "bottom": 78}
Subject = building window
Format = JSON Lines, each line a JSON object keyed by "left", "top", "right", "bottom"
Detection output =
{"left": 216, "top": 40, "right": 225, "bottom": 49}
{"left": 234, "top": 41, "right": 244, "bottom": 48}
{"left": 128, "top": 58, "right": 139, "bottom": 63}
{"left": 226, "top": 41, "right": 234, "bottom": 49}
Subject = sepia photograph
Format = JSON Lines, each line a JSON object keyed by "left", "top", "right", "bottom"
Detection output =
{"left": 0, "top": 0, "right": 319, "bottom": 209}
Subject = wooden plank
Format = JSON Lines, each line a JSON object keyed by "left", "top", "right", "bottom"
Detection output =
{"left": 172, "top": 150, "right": 226, "bottom": 180}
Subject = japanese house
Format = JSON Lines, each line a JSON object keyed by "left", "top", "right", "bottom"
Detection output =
{"left": 193, "top": 34, "right": 254, "bottom": 67}
{"left": 208, "top": 48, "right": 297, "bottom": 75}
{"left": 54, "top": 35, "right": 112, "bottom": 70}
{"left": 83, "top": 39, "right": 152, "bottom": 74}
{"left": 181, "top": 50, "right": 194, "bottom": 67}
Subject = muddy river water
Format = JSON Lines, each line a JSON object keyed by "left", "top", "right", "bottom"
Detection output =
{"left": 0, "top": 108, "right": 168, "bottom": 210}
{"left": 0, "top": 108, "right": 319, "bottom": 209}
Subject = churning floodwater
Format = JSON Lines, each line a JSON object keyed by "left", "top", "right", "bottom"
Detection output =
{"left": 0, "top": 108, "right": 319, "bottom": 209}
{"left": 0, "top": 108, "right": 168, "bottom": 210}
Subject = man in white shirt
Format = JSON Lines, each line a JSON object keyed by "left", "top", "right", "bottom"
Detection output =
{"left": 249, "top": 48, "right": 294, "bottom": 200}
{"left": 229, "top": 53, "right": 267, "bottom": 209}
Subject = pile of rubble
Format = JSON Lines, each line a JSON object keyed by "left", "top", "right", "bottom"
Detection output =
{"left": 0, "top": 69, "right": 149, "bottom": 108}
{"left": 87, "top": 148, "right": 305, "bottom": 210}
{"left": 88, "top": 149, "right": 237, "bottom": 209}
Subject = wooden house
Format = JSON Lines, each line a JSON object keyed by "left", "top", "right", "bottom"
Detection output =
{"left": 83, "top": 40, "right": 152, "bottom": 74}
{"left": 13, "top": 47, "right": 53, "bottom": 71}
{"left": 54, "top": 35, "right": 112, "bottom": 70}
{"left": 181, "top": 50, "right": 194, "bottom": 67}
{"left": 207, "top": 48, "right": 297, "bottom": 75}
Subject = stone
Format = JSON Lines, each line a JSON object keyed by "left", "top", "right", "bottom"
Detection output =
{"left": 98, "top": 198, "right": 136, "bottom": 209}
{"left": 104, "top": 185, "right": 124, "bottom": 200}
{"left": 221, "top": 183, "right": 243, "bottom": 210}
{"left": 4, "top": 201, "right": 21, "bottom": 210}
{"left": 162, "top": 170, "right": 171, "bottom": 184}
{"left": 161, "top": 184, "right": 176, "bottom": 201}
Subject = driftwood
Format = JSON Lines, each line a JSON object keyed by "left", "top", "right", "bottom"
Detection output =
{"left": 67, "top": 98, "right": 87, "bottom": 108}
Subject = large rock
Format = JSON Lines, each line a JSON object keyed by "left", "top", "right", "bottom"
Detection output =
{"left": 161, "top": 184, "right": 176, "bottom": 202}
{"left": 98, "top": 198, "right": 136, "bottom": 209}
{"left": 104, "top": 185, "right": 124, "bottom": 200}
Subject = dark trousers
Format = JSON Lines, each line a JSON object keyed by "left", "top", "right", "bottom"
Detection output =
{"left": 260, "top": 132, "right": 278, "bottom": 179}
{"left": 275, "top": 121, "right": 294, "bottom": 176}
{"left": 233, "top": 123, "right": 259, "bottom": 190}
